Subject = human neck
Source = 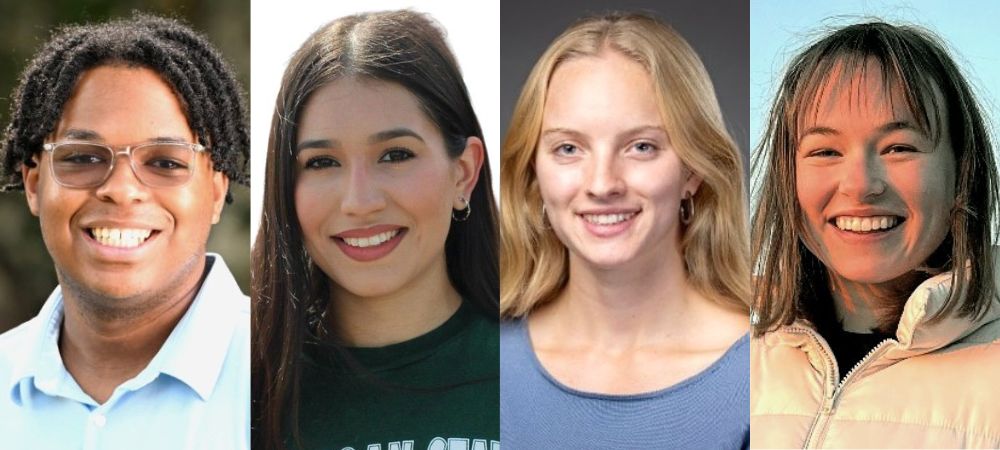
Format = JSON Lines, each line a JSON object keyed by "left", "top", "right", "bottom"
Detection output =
{"left": 534, "top": 245, "right": 712, "bottom": 348}
{"left": 329, "top": 258, "right": 461, "bottom": 348}
{"left": 58, "top": 255, "right": 208, "bottom": 404}
{"left": 828, "top": 270, "right": 927, "bottom": 334}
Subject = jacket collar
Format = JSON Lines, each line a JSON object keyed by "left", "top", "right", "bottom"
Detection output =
{"left": 771, "top": 267, "right": 1000, "bottom": 360}
{"left": 891, "top": 268, "right": 1000, "bottom": 359}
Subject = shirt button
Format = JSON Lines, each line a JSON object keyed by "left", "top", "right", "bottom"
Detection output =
{"left": 92, "top": 413, "right": 107, "bottom": 428}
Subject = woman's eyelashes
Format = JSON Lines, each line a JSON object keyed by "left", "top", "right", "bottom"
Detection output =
{"left": 304, "top": 155, "right": 341, "bottom": 169}
{"left": 549, "top": 140, "right": 660, "bottom": 157}
{"left": 300, "top": 147, "right": 416, "bottom": 170}
{"left": 882, "top": 144, "right": 919, "bottom": 155}
{"left": 378, "top": 147, "right": 416, "bottom": 163}
{"left": 804, "top": 147, "right": 841, "bottom": 158}
{"left": 629, "top": 140, "right": 659, "bottom": 156}
{"left": 801, "top": 143, "right": 922, "bottom": 159}
{"left": 554, "top": 143, "right": 579, "bottom": 156}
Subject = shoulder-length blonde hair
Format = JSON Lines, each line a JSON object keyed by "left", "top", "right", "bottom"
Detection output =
{"left": 500, "top": 12, "right": 750, "bottom": 318}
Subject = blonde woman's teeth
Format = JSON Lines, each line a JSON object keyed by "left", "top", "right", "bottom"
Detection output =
{"left": 835, "top": 216, "right": 899, "bottom": 232}
{"left": 342, "top": 230, "right": 399, "bottom": 248}
{"left": 89, "top": 227, "right": 153, "bottom": 248}
{"left": 583, "top": 213, "right": 635, "bottom": 225}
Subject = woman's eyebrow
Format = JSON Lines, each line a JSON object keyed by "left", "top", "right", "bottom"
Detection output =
{"left": 296, "top": 138, "right": 340, "bottom": 152}
{"left": 296, "top": 128, "right": 425, "bottom": 153}
{"left": 540, "top": 127, "right": 585, "bottom": 141}
{"left": 877, "top": 120, "right": 922, "bottom": 136}
{"left": 617, "top": 125, "right": 667, "bottom": 139}
{"left": 368, "top": 127, "right": 425, "bottom": 144}
{"left": 799, "top": 126, "right": 839, "bottom": 140}
{"left": 799, "top": 121, "right": 922, "bottom": 141}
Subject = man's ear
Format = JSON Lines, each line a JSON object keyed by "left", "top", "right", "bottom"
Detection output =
{"left": 22, "top": 156, "right": 41, "bottom": 217}
{"left": 452, "top": 137, "right": 484, "bottom": 209}
{"left": 210, "top": 171, "right": 229, "bottom": 225}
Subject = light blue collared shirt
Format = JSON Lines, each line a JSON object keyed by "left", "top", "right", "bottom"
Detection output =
{"left": 0, "top": 254, "right": 250, "bottom": 450}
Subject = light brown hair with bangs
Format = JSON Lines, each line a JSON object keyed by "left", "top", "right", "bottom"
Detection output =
{"left": 752, "top": 22, "right": 999, "bottom": 335}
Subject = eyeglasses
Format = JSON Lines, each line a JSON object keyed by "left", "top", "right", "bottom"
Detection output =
{"left": 42, "top": 141, "right": 206, "bottom": 189}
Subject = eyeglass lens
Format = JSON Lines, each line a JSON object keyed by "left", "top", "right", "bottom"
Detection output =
{"left": 50, "top": 143, "right": 196, "bottom": 188}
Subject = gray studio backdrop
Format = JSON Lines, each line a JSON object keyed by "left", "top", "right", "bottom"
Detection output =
{"left": 500, "top": 0, "right": 750, "bottom": 168}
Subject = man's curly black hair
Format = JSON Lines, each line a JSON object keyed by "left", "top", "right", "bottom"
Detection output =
{"left": 0, "top": 12, "right": 249, "bottom": 201}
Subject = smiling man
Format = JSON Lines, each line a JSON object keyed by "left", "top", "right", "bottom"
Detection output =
{"left": 0, "top": 14, "right": 250, "bottom": 450}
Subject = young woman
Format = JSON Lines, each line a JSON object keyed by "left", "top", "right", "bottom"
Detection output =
{"left": 251, "top": 11, "right": 499, "bottom": 450}
{"left": 500, "top": 13, "right": 751, "bottom": 448}
{"left": 751, "top": 22, "right": 1000, "bottom": 448}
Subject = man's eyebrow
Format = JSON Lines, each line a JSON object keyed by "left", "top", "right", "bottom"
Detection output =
{"left": 57, "top": 130, "right": 192, "bottom": 144}
{"left": 368, "top": 127, "right": 425, "bottom": 144}
{"left": 61, "top": 128, "right": 103, "bottom": 141}
{"left": 148, "top": 136, "right": 195, "bottom": 144}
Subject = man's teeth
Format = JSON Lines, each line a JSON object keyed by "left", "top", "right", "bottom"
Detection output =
{"left": 583, "top": 213, "right": 636, "bottom": 225}
{"left": 835, "top": 216, "right": 899, "bottom": 232}
{"left": 342, "top": 230, "right": 399, "bottom": 248}
{"left": 89, "top": 227, "right": 153, "bottom": 248}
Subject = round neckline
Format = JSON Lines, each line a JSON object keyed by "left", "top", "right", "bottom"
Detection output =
{"left": 519, "top": 319, "right": 749, "bottom": 401}
{"left": 306, "top": 300, "right": 473, "bottom": 372}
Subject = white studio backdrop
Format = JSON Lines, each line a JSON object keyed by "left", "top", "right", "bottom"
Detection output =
{"left": 249, "top": 0, "right": 501, "bottom": 241}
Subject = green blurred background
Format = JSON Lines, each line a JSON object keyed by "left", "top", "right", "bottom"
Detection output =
{"left": 0, "top": 0, "right": 250, "bottom": 333}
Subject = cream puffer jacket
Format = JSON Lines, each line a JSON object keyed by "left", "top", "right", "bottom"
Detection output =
{"left": 751, "top": 269, "right": 1000, "bottom": 448}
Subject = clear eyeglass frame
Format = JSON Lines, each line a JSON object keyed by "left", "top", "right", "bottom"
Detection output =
{"left": 41, "top": 140, "right": 207, "bottom": 189}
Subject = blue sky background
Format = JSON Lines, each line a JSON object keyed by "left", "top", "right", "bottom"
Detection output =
{"left": 750, "top": 0, "right": 1000, "bottom": 187}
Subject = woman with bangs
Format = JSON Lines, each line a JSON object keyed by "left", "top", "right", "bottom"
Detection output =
{"left": 251, "top": 11, "right": 499, "bottom": 450}
{"left": 500, "top": 13, "right": 751, "bottom": 448}
{"left": 751, "top": 22, "right": 1000, "bottom": 448}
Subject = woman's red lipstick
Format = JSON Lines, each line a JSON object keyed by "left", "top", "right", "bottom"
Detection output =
{"left": 332, "top": 225, "right": 407, "bottom": 262}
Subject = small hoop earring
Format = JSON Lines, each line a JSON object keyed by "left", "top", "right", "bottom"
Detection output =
{"left": 452, "top": 196, "right": 471, "bottom": 222}
{"left": 680, "top": 191, "right": 694, "bottom": 225}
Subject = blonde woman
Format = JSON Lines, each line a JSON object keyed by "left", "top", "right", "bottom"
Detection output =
{"left": 500, "top": 13, "right": 750, "bottom": 448}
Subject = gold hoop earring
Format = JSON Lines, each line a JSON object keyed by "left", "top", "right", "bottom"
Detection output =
{"left": 452, "top": 196, "right": 471, "bottom": 222}
{"left": 680, "top": 191, "right": 694, "bottom": 225}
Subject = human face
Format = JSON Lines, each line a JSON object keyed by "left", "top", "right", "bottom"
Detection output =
{"left": 23, "top": 66, "right": 228, "bottom": 302}
{"left": 294, "top": 78, "right": 481, "bottom": 300}
{"left": 795, "top": 64, "right": 955, "bottom": 284}
{"left": 535, "top": 51, "right": 700, "bottom": 270}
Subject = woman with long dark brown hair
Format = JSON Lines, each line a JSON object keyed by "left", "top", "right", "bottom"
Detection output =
{"left": 251, "top": 11, "right": 499, "bottom": 450}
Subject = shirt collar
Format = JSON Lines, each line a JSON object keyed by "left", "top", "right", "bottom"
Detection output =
{"left": 6, "top": 285, "right": 69, "bottom": 405}
{"left": 6, "top": 253, "right": 246, "bottom": 404}
{"left": 148, "top": 254, "right": 246, "bottom": 400}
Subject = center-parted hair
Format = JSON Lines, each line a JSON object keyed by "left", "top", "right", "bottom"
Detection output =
{"left": 0, "top": 13, "right": 249, "bottom": 199}
{"left": 751, "top": 22, "right": 999, "bottom": 336}
{"left": 500, "top": 12, "right": 750, "bottom": 318}
{"left": 251, "top": 10, "right": 499, "bottom": 450}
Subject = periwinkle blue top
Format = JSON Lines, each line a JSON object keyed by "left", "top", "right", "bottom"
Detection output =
{"left": 500, "top": 319, "right": 749, "bottom": 449}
